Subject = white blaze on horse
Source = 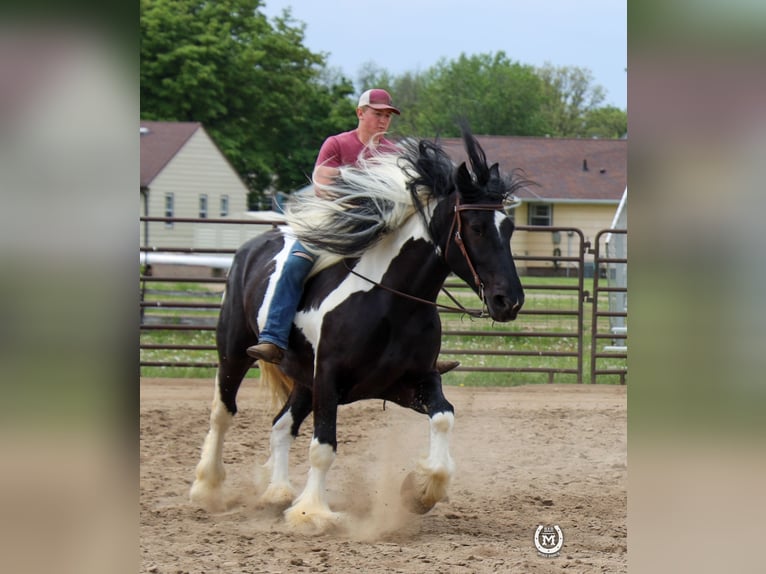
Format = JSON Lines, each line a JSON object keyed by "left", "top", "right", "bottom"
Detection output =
{"left": 190, "top": 126, "right": 530, "bottom": 531}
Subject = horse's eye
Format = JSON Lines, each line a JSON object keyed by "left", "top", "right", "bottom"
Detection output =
{"left": 470, "top": 223, "right": 484, "bottom": 236}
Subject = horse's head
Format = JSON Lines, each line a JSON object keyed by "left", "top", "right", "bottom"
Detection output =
{"left": 439, "top": 129, "right": 529, "bottom": 322}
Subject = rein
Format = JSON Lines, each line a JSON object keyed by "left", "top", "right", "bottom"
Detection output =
{"left": 342, "top": 196, "right": 505, "bottom": 319}
{"left": 342, "top": 261, "right": 485, "bottom": 317}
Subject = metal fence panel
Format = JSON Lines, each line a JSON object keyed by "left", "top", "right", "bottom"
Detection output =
{"left": 589, "top": 228, "right": 628, "bottom": 384}
{"left": 140, "top": 217, "right": 626, "bottom": 384}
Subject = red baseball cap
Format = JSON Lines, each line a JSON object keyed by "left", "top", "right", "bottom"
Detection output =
{"left": 357, "top": 88, "right": 400, "bottom": 115}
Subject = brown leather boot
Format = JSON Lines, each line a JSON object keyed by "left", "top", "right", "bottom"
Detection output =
{"left": 246, "top": 342, "right": 284, "bottom": 365}
{"left": 436, "top": 360, "right": 460, "bottom": 374}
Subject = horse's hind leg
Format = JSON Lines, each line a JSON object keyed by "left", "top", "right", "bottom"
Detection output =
{"left": 256, "top": 384, "right": 313, "bottom": 507}
{"left": 189, "top": 356, "right": 251, "bottom": 513}
{"left": 400, "top": 375, "right": 456, "bottom": 514}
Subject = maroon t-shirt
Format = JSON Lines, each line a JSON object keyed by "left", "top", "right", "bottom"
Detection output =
{"left": 314, "top": 129, "right": 399, "bottom": 170}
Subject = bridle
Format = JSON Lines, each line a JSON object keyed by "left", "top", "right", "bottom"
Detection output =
{"left": 443, "top": 195, "right": 505, "bottom": 304}
{"left": 343, "top": 194, "right": 506, "bottom": 318}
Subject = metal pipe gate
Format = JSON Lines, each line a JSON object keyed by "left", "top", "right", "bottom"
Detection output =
{"left": 140, "top": 217, "right": 626, "bottom": 383}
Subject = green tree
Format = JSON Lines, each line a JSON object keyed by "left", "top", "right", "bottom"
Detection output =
{"left": 352, "top": 54, "right": 546, "bottom": 138}
{"left": 581, "top": 105, "right": 627, "bottom": 138}
{"left": 355, "top": 60, "right": 396, "bottom": 93}
{"left": 388, "top": 71, "right": 429, "bottom": 133}
{"left": 535, "top": 63, "right": 607, "bottom": 137}
{"left": 140, "top": 0, "right": 354, "bottom": 206}
{"left": 418, "top": 52, "right": 545, "bottom": 136}
{"left": 389, "top": 53, "right": 549, "bottom": 138}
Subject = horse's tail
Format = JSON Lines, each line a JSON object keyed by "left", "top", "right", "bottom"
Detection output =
{"left": 258, "top": 362, "right": 294, "bottom": 413}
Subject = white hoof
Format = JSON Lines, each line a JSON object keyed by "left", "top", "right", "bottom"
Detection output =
{"left": 189, "top": 479, "right": 227, "bottom": 513}
{"left": 259, "top": 482, "right": 295, "bottom": 507}
{"left": 400, "top": 465, "right": 451, "bottom": 515}
{"left": 283, "top": 502, "right": 344, "bottom": 533}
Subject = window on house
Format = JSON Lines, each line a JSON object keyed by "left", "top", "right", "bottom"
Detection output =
{"left": 199, "top": 194, "right": 208, "bottom": 219}
{"left": 527, "top": 203, "right": 553, "bottom": 226}
{"left": 220, "top": 195, "right": 229, "bottom": 217}
{"left": 164, "top": 193, "right": 174, "bottom": 228}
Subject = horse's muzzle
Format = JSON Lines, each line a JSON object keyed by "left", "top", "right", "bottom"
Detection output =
{"left": 488, "top": 293, "right": 524, "bottom": 322}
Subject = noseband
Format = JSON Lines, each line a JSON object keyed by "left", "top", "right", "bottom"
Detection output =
{"left": 444, "top": 195, "right": 505, "bottom": 301}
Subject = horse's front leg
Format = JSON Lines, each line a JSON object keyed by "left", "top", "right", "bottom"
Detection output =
{"left": 283, "top": 380, "right": 342, "bottom": 531}
{"left": 401, "top": 374, "right": 455, "bottom": 514}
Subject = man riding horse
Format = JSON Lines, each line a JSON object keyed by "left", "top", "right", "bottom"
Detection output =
{"left": 191, "top": 116, "right": 528, "bottom": 530}
{"left": 246, "top": 88, "right": 460, "bottom": 375}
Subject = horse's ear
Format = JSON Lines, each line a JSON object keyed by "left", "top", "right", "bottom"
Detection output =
{"left": 489, "top": 162, "right": 500, "bottom": 179}
{"left": 456, "top": 162, "right": 473, "bottom": 190}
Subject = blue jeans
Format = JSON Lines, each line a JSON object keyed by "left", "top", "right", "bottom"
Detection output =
{"left": 258, "top": 240, "right": 317, "bottom": 350}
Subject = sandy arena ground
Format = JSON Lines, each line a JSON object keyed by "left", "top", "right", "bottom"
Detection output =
{"left": 140, "top": 378, "right": 626, "bottom": 573}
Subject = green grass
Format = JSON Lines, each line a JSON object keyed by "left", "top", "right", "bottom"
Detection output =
{"left": 140, "top": 276, "right": 626, "bottom": 384}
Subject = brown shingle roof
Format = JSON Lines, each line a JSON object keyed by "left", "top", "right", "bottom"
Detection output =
{"left": 140, "top": 121, "right": 201, "bottom": 188}
{"left": 440, "top": 135, "right": 626, "bottom": 202}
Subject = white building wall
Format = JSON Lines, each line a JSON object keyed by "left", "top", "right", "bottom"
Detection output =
{"left": 513, "top": 202, "right": 619, "bottom": 272}
{"left": 143, "top": 127, "right": 253, "bottom": 249}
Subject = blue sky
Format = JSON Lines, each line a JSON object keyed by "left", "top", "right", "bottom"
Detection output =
{"left": 261, "top": 0, "right": 627, "bottom": 110}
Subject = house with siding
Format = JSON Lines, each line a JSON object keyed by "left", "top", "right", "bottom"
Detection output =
{"left": 440, "top": 136, "right": 627, "bottom": 274}
{"left": 140, "top": 121, "right": 254, "bottom": 252}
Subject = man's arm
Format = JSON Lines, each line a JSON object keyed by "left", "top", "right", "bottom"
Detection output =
{"left": 312, "top": 164, "right": 340, "bottom": 198}
{"left": 313, "top": 164, "right": 339, "bottom": 186}
{"left": 313, "top": 136, "right": 342, "bottom": 197}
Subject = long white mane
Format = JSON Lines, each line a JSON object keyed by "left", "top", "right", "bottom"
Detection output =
{"left": 284, "top": 151, "right": 431, "bottom": 273}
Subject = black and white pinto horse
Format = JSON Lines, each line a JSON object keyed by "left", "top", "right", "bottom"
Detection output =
{"left": 190, "top": 127, "right": 528, "bottom": 531}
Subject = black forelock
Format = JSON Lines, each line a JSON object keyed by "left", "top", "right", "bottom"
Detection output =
{"left": 457, "top": 122, "right": 535, "bottom": 203}
{"left": 398, "top": 138, "right": 455, "bottom": 201}
{"left": 393, "top": 125, "right": 533, "bottom": 208}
